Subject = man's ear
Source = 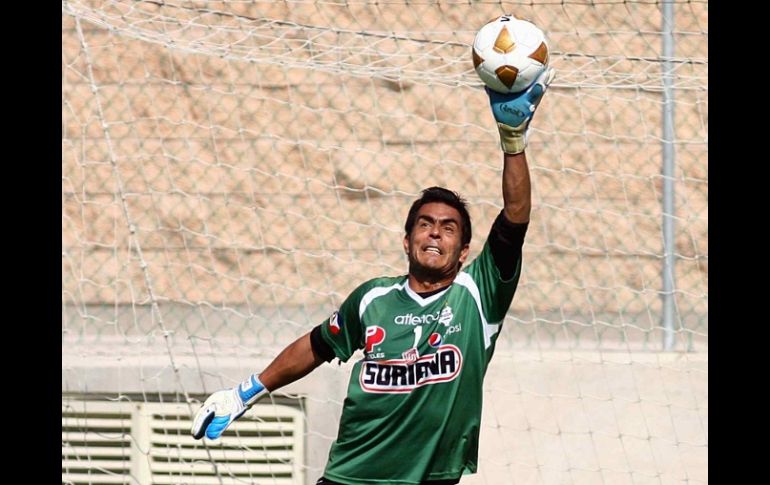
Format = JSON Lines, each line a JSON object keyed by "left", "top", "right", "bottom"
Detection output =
{"left": 459, "top": 244, "right": 470, "bottom": 265}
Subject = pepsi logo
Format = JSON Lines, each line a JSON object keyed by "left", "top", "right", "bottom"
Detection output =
{"left": 428, "top": 333, "right": 442, "bottom": 348}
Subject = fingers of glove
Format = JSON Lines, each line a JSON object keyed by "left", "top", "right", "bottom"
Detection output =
{"left": 543, "top": 67, "right": 556, "bottom": 87}
{"left": 205, "top": 414, "right": 234, "bottom": 440}
{"left": 205, "top": 398, "right": 250, "bottom": 439}
{"left": 534, "top": 67, "right": 555, "bottom": 89}
{"left": 191, "top": 404, "right": 216, "bottom": 440}
{"left": 191, "top": 389, "right": 234, "bottom": 439}
{"left": 526, "top": 82, "right": 544, "bottom": 104}
{"left": 526, "top": 68, "right": 555, "bottom": 105}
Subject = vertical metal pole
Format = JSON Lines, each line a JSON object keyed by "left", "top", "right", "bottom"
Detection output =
{"left": 661, "top": 1, "right": 677, "bottom": 350}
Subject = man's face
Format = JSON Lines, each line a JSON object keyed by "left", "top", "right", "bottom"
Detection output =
{"left": 403, "top": 202, "right": 469, "bottom": 280}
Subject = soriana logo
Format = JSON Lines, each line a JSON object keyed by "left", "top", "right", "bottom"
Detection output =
{"left": 359, "top": 345, "right": 462, "bottom": 393}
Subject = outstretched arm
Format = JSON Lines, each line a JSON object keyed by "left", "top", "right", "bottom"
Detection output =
{"left": 191, "top": 331, "right": 326, "bottom": 440}
{"left": 259, "top": 332, "right": 325, "bottom": 391}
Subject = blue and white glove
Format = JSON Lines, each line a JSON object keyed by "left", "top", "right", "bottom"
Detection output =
{"left": 191, "top": 374, "right": 268, "bottom": 440}
{"left": 486, "top": 68, "right": 555, "bottom": 155}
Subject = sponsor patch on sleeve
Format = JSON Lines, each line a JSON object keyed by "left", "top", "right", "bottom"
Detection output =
{"left": 329, "top": 311, "right": 343, "bottom": 335}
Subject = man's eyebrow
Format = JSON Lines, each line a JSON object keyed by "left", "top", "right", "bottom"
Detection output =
{"left": 417, "top": 214, "right": 459, "bottom": 225}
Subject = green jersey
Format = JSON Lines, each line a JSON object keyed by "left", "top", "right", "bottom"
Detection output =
{"left": 320, "top": 237, "right": 523, "bottom": 484}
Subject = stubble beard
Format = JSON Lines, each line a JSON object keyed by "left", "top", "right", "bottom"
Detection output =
{"left": 407, "top": 250, "right": 459, "bottom": 284}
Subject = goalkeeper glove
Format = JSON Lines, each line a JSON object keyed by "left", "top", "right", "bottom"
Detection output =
{"left": 486, "top": 68, "right": 555, "bottom": 155}
{"left": 191, "top": 374, "right": 268, "bottom": 440}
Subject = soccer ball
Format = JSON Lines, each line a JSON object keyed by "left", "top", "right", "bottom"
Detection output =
{"left": 472, "top": 14, "right": 550, "bottom": 94}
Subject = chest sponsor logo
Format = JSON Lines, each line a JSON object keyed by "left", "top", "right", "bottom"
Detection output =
{"left": 359, "top": 345, "right": 462, "bottom": 393}
{"left": 439, "top": 306, "right": 453, "bottom": 325}
{"left": 394, "top": 305, "right": 454, "bottom": 326}
{"left": 428, "top": 332, "right": 442, "bottom": 348}
{"left": 365, "top": 326, "right": 386, "bottom": 353}
{"left": 401, "top": 347, "right": 419, "bottom": 362}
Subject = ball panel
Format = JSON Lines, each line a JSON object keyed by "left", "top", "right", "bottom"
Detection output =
{"left": 493, "top": 27, "right": 516, "bottom": 54}
{"left": 472, "top": 48, "right": 484, "bottom": 69}
{"left": 528, "top": 41, "right": 549, "bottom": 65}
{"left": 495, "top": 65, "right": 519, "bottom": 90}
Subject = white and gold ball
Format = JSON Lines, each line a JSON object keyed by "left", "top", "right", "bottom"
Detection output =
{"left": 472, "top": 15, "right": 550, "bottom": 94}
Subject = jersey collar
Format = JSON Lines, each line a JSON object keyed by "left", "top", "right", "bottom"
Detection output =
{"left": 404, "top": 281, "right": 450, "bottom": 306}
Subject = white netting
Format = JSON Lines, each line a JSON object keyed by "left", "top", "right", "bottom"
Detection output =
{"left": 62, "top": 1, "right": 707, "bottom": 483}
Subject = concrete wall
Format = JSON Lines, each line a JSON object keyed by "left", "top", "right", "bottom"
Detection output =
{"left": 63, "top": 344, "right": 707, "bottom": 485}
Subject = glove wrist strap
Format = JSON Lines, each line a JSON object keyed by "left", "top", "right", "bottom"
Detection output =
{"left": 237, "top": 374, "right": 268, "bottom": 407}
{"left": 497, "top": 122, "right": 527, "bottom": 155}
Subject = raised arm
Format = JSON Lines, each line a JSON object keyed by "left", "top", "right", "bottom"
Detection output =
{"left": 502, "top": 152, "right": 531, "bottom": 223}
{"left": 486, "top": 68, "right": 555, "bottom": 223}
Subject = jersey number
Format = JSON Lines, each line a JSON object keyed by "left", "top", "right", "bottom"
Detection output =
{"left": 412, "top": 326, "right": 422, "bottom": 348}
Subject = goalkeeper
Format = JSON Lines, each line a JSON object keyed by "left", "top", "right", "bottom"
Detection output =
{"left": 192, "top": 69, "right": 554, "bottom": 485}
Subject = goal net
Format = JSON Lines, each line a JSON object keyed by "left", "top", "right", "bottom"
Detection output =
{"left": 62, "top": 1, "right": 707, "bottom": 484}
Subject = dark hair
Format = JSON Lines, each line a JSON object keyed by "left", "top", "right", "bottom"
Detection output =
{"left": 404, "top": 187, "right": 472, "bottom": 246}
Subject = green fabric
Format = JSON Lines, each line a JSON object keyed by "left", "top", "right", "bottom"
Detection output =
{"left": 319, "top": 241, "right": 522, "bottom": 484}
